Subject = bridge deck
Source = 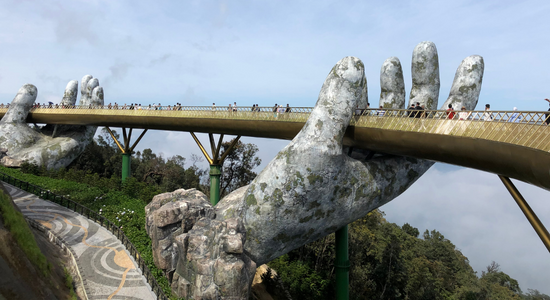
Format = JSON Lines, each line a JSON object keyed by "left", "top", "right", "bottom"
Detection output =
{"left": 1, "top": 107, "right": 549, "bottom": 191}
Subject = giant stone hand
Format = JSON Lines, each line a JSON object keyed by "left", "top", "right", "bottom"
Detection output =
{"left": 0, "top": 75, "right": 104, "bottom": 169}
{"left": 146, "top": 41, "right": 484, "bottom": 299}
{"left": 219, "top": 41, "right": 484, "bottom": 263}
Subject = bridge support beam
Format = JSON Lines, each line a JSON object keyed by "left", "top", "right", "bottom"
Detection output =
{"left": 499, "top": 175, "right": 550, "bottom": 253}
{"left": 191, "top": 132, "right": 241, "bottom": 205}
{"left": 210, "top": 165, "right": 222, "bottom": 206}
{"left": 105, "top": 127, "right": 148, "bottom": 182}
{"left": 122, "top": 153, "right": 131, "bottom": 181}
{"left": 335, "top": 225, "right": 350, "bottom": 300}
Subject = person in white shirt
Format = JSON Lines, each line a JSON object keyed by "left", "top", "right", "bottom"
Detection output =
{"left": 482, "top": 104, "right": 493, "bottom": 121}
{"left": 508, "top": 107, "right": 521, "bottom": 122}
{"left": 458, "top": 106, "right": 470, "bottom": 120}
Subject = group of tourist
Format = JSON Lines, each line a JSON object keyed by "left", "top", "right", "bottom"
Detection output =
{"left": 103, "top": 103, "right": 185, "bottom": 110}
{"left": 351, "top": 100, "right": 550, "bottom": 124}
{"left": 20, "top": 102, "right": 186, "bottom": 110}
{"left": 1, "top": 100, "right": 549, "bottom": 124}
{"left": 408, "top": 102, "right": 428, "bottom": 118}
{"left": 210, "top": 102, "right": 292, "bottom": 113}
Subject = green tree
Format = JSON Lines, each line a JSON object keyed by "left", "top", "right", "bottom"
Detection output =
{"left": 481, "top": 261, "right": 521, "bottom": 295}
{"left": 71, "top": 127, "right": 123, "bottom": 177}
{"left": 402, "top": 223, "right": 419, "bottom": 238}
{"left": 219, "top": 139, "right": 261, "bottom": 196}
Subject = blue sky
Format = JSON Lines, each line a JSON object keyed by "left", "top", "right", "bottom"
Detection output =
{"left": 1, "top": 0, "right": 549, "bottom": 294}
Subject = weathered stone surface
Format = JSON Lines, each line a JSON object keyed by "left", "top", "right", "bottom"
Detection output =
{"left": 145, "top": 188, "right": 214, "bottom": 272}
{"left": 409, "top": 41, "right": 440, "bottom": 109}
{"left": 145, "top": 189, "right": 257, "bottom": 299}
{"left": 441, "top": 55, "right": 484, "bottom": 110}
{"left": 0, "top": 76, "right": 104, "bottom": 169}
{"left": 223, "top": 234, "right": 243, "bottom": 254}
{"left": 171, "top": 272, "right": 192, "bottom": 299}
{"left": 60, "top": 80, "right": 78, "bottom": 106}
{"left": 380, "top": 56, "right": 406, "bottom": 109}
{"left": 1, "top": 156, "right": 23, "bottom": 167}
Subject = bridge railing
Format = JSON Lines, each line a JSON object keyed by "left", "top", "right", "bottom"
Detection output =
{"left": 0, "top": 104, "right": 547, "bottom": 123}
{"left": 0, "top": 172, "right": 169, "bottom": 300}
{"left": 0, "top": 105, "right": 548, "bottom": 150}
{"left": 353, "top": 108, "right": 550, "bottom": 152}
{"left": 12, "top": 105, "right": 316, "bottom": 122}
{"left": 17, "top": 104, "right": 314, "bottom": 114}
{"left": 354, "top": 108, "right": 550, "bottom": 124}
{"left": 0, "top": 104, "right": 544, "bottom": 125}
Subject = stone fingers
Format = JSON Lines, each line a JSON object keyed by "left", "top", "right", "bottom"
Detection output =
{"left": 78, "top": 75, "right": 104, "bottom": 107}
{"left": 91, "top": 86, "right": 104, "bottom": 106}
{"left": 47, "top": 76, "right": 103, "bottom": 167}
{"left": 79, "top": 75, "right": 93, "bottom": 104}
{"left": 60, "top": 80, "right": 78, "bottom": 106}
{"left": 440, "top": 55, "right": 484, "bottom": 110}
{"left": 409, "top": 41, "right": 440, "bottom": 110}
{"left": 379, "top": 57, "right": 406, "bottom": 109}
{"left": 80, "top": 78, "right": 99, "bottom": 107}
{"left": 1, "top": 84, "right": 37, "bottom": 123}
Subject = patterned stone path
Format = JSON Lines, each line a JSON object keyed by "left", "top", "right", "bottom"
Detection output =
{"left": 4, "top": 183, "right": 157, "bottom": 300}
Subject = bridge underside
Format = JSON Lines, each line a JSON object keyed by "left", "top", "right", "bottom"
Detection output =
{"left": 347, "top": 127, "right": 550, "bottom": 192}
{"left": 24, "top": 112, "right": 550, "bottom": 192}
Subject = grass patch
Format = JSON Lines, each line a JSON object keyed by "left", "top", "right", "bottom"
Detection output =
{"left": 0, "top": 190, "right": 51, "bottom": 276}
{"left": 64, "top": 267, "right": 78, "bottom": 300}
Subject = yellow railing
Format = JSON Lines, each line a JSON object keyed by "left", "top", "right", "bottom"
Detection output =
{"left": 0, "top": 106, "right": 314, "bottom": 123}
{"left": 1, "top": 106, "right": 548, "bottom": 152}
{"left": 353, "top": 109, "right": 550, "bottom": 152}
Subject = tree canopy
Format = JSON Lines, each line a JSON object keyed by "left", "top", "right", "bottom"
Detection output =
{"left": 267, "top": 210, "right": 547, "bottom": 300}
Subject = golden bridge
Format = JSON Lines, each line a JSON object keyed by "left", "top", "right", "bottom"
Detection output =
{"left": 3, "top": 106, "right": 549, "bottom": 191}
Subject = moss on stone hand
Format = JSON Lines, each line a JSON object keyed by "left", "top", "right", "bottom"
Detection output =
{"left": 246, "top": 194, "right": 257, "bottom": 206}
{"left": 307, "top": 173, "right": 323, "bottom": 185}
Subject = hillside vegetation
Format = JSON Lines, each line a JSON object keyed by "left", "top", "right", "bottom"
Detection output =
{"left": 5, "top": 128, "right": 549, "bottom": 300}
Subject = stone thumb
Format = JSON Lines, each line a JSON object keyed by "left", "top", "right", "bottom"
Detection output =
{"left": 2, "top": 84, "right": 37, "bottom": 123}
{"left": 292, "top": 56, "right": 366, "bottom": 156}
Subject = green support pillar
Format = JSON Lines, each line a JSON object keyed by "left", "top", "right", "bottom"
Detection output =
{"left": 190, "top": 132, "right": 241, "bottom": 206}
{"left": 335, "top": 225, "right": 349, "bottom": 300}
{"left": 210, "top": 164, "right": 222, "bottom": 205}
{"left": 105, "top": 127, "right": 148, "bottom": 182}
{"left": 122, "top": 153, "right": 131, "bottom": 181}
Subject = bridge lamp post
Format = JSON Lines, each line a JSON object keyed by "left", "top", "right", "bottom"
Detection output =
{"left": 191, "top": 132, "right": 241, "bottom": 205}
{"left": 105, "top": 127, "right": 148, "bottom": 181}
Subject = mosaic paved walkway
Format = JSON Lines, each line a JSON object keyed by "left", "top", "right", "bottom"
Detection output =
{"left": 4, "top": 182, "right": 157, "bottom": 300}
